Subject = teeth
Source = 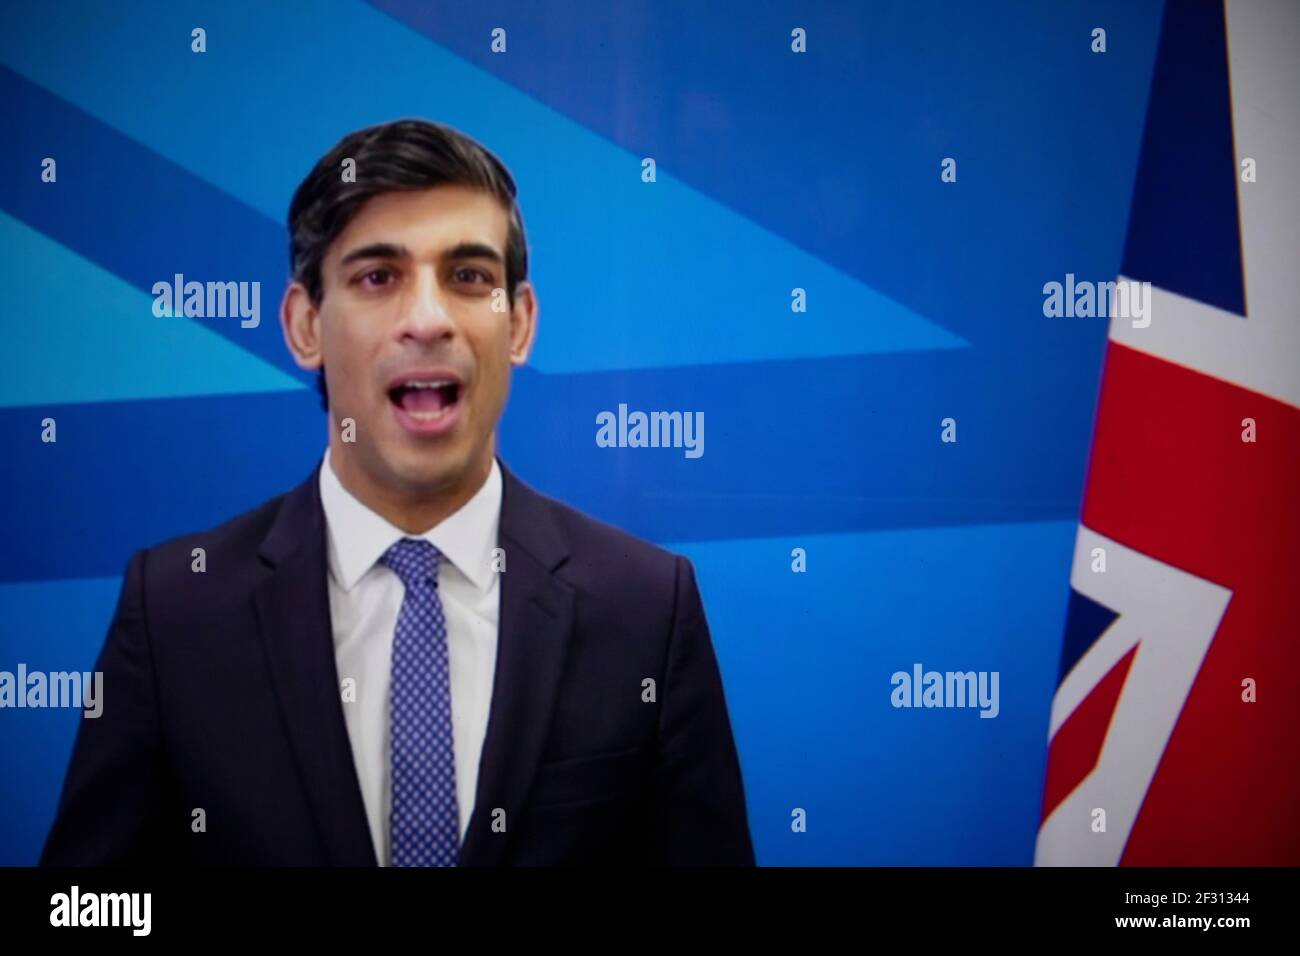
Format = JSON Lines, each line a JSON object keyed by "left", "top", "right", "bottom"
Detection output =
{"left": 406, "top": 407, "right": 452, "bottom": 421}
{"left": 402, "top": 379, "right": 454, "bottom": 389}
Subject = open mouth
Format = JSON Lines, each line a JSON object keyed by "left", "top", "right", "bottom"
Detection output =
{"left": 387, "top": 378, "right": 462, "bottom": 423}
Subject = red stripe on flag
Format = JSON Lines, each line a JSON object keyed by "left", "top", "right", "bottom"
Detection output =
{"left": 1041, "top": 645, "right": 1139, "bottom": 824}
{"left": 1080, "top": 342, "right": 1300, "bottom": 864}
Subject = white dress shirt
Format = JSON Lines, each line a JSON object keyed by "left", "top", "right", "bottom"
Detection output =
{"left": 319, "top": 449, "right": 502, "bottom": 866}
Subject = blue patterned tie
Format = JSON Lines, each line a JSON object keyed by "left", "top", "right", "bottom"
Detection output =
{"left": 381, "top": 538, "right": 460, "bottom": 867}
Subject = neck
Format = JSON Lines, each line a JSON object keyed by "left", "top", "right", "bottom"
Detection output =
{"left": 328, "top": 439, "right": 495, "bottom": 535}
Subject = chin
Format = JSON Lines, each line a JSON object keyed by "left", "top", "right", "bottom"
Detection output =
{"left": 386, "top": 455, "right": 460, "bottom": 491}
{"left": 382, "top": 444, "right": 474, "bottom": 492}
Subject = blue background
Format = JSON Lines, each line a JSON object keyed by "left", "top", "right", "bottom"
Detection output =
{"left": 0, "top": 0, "right": 1165, "bottom": 865}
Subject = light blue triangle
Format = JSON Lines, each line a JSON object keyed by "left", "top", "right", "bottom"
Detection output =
{"left": 0, "top": 213, "right": 304, "bottom": 408}
{"left": 0, "top": 0, "right": 966, "bottom": 373}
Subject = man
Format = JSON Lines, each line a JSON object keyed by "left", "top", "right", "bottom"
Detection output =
{"left": 40, "top": 119, "right": 754, "bottom": 866}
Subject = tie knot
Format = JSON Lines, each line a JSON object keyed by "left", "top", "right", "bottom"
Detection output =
{"left": 380, "top": 538, "right": 442, "bottom": 588}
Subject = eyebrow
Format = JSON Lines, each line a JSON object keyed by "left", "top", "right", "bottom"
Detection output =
{"left": 338, "top": 241, "right": 504, "bottom": 267}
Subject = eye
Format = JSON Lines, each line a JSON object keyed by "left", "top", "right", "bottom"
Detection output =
{"left": 453, "top": 267, "right": 491, "bottom": 284}
{"left": 355, "top": 267, "right": 395, "bottom": 289}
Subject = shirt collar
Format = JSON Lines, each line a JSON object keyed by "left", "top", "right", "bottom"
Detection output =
{"left": 318, "top": 448, "right": 502, "bottom": 594}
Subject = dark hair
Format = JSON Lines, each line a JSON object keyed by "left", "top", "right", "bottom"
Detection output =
{"left": 287, "top": 118, "right": 529, "bottom": 410}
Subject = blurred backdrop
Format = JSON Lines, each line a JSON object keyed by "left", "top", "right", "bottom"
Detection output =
{"left": 0, "top": 1, "right": 1173, "bottom": 865}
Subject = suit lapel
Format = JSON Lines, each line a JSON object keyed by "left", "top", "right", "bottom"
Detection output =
{"left": 252, "top": 466, "right": 378, "bottom": 866}
{"left": 459, "top": 459, "right": 575, "bottom": 865}
{"left": 250, "top": 457, "right": 574, "bottom": 867}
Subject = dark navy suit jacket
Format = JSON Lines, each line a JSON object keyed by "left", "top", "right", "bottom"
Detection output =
{"left": 40, "top": 458, "right": 754, "bottom": 866}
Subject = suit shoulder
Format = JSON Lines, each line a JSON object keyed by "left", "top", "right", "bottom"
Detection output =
{"left": 135, "top": 489, "right": 289, "bottom": 587}
{"left": 525, "top": 483, "right": 684, "bottom": 585}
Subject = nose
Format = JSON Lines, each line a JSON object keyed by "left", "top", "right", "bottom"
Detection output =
{"left": 397, "top": 266, "right": 456, "bottom": 343}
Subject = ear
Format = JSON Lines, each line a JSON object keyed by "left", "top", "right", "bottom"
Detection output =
{"left": 280, "top": 281, "right": 324, "bottom": 372}
{"left": 508, "top": 280, "right": 538, "bottom": 367}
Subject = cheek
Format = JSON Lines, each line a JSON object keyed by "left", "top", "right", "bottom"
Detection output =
{"left": 485, "top": 337, "right": 516, "bottom": 392}
{"left": 468, "top": 320, "right": 515, "bottom": 385}
{"left": 322, "top": 311, "right": 382, "bottom": 392}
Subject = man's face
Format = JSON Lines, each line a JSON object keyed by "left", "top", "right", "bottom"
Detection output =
{"left": 282, "top": 184, "right": 536, "bottom": 507}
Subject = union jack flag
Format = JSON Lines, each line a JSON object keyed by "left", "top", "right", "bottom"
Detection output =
{"left": 1036, "top": 0, "right": 1300, "bottom": 866}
